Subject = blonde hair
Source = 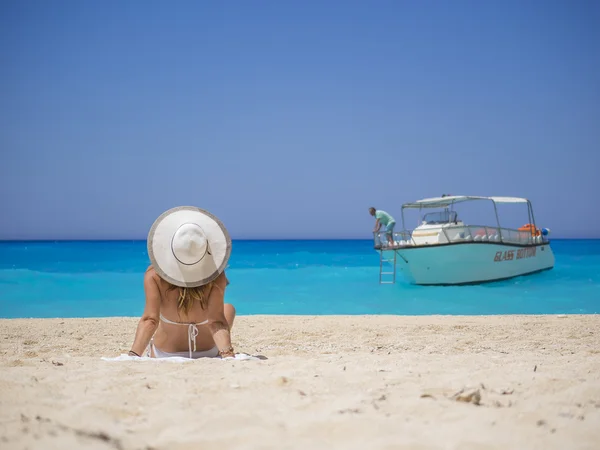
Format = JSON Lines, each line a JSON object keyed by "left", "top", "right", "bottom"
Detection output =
{"left": 146, "top": 267, "right": 215, "bottom": 316}
{"left": 167, "top": 282, "right": 213, "bottom": 315}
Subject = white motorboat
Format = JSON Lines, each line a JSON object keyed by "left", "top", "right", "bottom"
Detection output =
{"left": 374, "top": 195, "right": 555, "bottom": 285}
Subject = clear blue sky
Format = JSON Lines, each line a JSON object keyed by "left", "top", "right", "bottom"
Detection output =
{"left": 1, "top": 0, "right": 598, "bottom": 239}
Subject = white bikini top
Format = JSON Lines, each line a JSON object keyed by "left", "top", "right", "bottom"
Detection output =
{"left": 159, "top": 313, "right": 208, "bottom": 359}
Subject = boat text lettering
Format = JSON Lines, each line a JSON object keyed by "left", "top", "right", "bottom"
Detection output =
{"left": 517, "top": 247, "right": 537, "bottom": 259}
{"left": 494, "top": 247, "right": 537, "bottom": 262}
{"left": 494, "top": 250, "right": 513, "bottom": 262}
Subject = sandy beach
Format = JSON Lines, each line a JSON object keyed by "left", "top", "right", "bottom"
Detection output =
{"left": 1, "top": 315, "right": 599, "bottom": 450}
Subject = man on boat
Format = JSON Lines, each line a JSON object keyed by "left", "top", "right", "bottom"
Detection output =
{"left": 369, "top": 207, "right": 396, "bottom": 247}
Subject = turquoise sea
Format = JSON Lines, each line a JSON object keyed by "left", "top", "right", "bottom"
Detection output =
{"left": 0, "top": 239, "right": 598, "bottom": 318}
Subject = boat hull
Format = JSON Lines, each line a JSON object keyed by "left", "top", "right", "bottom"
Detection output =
{"left": 384, "top": 242, "right": 555, "bottom": 285}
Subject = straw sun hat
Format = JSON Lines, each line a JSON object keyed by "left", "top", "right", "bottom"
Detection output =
{"left": 147, "top": 206, "right": 231, "bottom": 288}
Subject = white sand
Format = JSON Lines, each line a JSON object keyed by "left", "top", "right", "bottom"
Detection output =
{"left": 1, "top": 315, "right": 599, "bottom": 450}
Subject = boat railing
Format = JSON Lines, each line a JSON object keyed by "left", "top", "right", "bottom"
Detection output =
{"left": 441, "top": 225, "right": 547, "bottom": 246}
{"left": 373, "top": 225, "right": 548, "bottom": 249}
{"left": 373, "top": 230, "right": 413, "bottom": 249}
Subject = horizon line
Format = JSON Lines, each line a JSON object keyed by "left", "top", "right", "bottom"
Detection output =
{"left": 0, "top": 237, "right": 597, "bottom": 243}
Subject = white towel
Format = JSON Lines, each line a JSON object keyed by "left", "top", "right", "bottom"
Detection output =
{"left": 101, "top": 353, "right": 259, "bottom": 362}
{"left": 222, "top": 353, "right": 258, "bottom": 361}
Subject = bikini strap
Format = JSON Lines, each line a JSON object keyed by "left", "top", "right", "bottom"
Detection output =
{"left": 187, "top": 324, "right": 198, "bottom": 358}
{"left": 159, "top": 313, "right": 208, "bottom": 326}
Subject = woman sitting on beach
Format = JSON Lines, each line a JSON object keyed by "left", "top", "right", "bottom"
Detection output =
{"left": 128, "top": 206, "right": 236, "bottom": 359}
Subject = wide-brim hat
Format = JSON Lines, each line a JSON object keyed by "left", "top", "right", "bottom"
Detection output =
{"left": 147, "top": 206, "right": 231, "bottom": 288}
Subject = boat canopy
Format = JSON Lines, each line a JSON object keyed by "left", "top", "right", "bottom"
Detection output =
{"left": 402, "top": 195, "right": 529, "bottom": 209}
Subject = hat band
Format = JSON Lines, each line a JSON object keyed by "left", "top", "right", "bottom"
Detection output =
{"left": 170, "top": 223, "right": 210, "bottom": 266}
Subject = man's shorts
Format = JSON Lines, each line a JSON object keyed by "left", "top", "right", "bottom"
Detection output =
{"left": 386, "top": 222, "right": 396, "bottom": 233}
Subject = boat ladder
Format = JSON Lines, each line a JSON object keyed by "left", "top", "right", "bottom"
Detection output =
{"left": 379, "top": 249, "right": 397, "bottom": 284}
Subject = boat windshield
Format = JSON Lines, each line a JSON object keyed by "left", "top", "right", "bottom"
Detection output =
{"left": 422, "top": 210, "right": 458, "bottom": 224}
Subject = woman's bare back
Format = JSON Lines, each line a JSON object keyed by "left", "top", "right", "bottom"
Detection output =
{"left": 149, "top": 267, "right": 219, "bottom": 353}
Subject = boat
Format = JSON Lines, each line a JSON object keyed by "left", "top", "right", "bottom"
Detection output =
{"left": 374, "top": 195, "right": 555, "bottom": 285}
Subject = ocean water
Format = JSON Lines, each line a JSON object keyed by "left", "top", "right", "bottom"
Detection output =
{"left": 0, "top": 240, "right": 598, "bottom": 318}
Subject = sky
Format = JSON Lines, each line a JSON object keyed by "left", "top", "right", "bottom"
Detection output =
{"left": 1, "top": 0, "right": 599, "bottom": 240}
